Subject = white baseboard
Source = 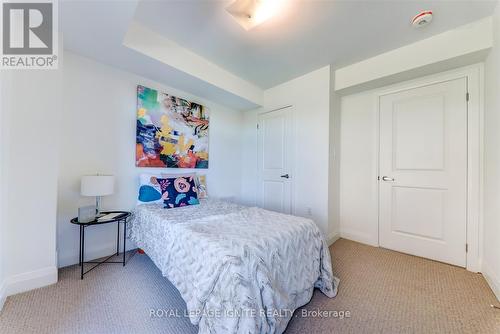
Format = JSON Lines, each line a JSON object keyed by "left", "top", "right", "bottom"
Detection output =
{"left": 327, "top": 231, "right": 340, "bottom": 246}
{"left": 340, "top": 228, "right": 379, "bottom": 247}
{"left": 482, "top": 261, "right": 500, "bottom": 302}
{"left": 0, "top": 280, "right": 6, "bottom": 312}
{"left": 4, "top": 266, "right": 58, "bottom": 297}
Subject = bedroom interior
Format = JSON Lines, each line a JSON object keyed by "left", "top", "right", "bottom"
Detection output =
{"left": 0, "top": 0, "right": 500, "bottom": 333}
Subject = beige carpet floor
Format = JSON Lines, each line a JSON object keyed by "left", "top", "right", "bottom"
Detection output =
{"left": 0, "top": 239, "right": 499, "bottom": 334}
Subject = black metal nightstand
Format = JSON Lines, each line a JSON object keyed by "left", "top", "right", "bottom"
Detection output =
{"left": 70, "top": 211, "right": 132, "bottom": 279}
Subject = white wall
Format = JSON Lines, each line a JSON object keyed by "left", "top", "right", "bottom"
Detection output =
{"left": 328, "top": 69, "right": 341, "bottom": 242}
{"left": 483, "top": 1, "right": 500, "bottom": 301}
{"left": 0, "top": 68, "right": 62, "bottom": 299}
{"left": 241, "top": 66, "right": 333, "bottom": 238}
{"left": 339, "top": 90, "right": 380, "bottom": 246}
{"left": 57, "top": 51, "right": 244, "bottom": 267}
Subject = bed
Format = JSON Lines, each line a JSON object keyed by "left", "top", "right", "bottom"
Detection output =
{"left": 128, "top": 198, "right": 339, "bottom": 334}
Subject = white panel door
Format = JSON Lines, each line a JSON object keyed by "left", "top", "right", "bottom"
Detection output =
{"left": 257, "top": 107, "right": 293, "bottom": 214}
{"left": 379, "top": 78, "right": 468, "bottom": 267}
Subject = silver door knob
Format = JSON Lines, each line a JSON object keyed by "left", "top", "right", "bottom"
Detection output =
{"left": 382, "top": 176, "right": 395, "bottom": 182}
{"left": 280, "top": 174, "right": 290, "bottom": 179}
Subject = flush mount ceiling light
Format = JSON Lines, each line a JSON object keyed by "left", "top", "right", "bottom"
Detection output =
{"left": 226, "top": 0, "right": 287, "bottom": 30}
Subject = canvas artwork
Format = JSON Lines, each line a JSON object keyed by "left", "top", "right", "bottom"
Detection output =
{"left": 136, "top": 85, "right": 209, "bottom": 168}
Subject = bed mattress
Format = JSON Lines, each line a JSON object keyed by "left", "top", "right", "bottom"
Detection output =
{"left": 128, "top": 199, "right": 339, "bottom": 334}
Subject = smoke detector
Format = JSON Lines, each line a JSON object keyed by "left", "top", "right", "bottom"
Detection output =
{"left": 412, "top": 10, "right": 433, "bottom": 28}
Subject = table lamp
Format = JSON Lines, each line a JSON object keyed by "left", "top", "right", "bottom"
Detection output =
{"left": 81, "top": 175, "right": 114, "bottom": 215}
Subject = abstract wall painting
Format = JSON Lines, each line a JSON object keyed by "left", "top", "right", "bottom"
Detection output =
{"left": 136, "top": 85, "right": 209, "bottom": 168}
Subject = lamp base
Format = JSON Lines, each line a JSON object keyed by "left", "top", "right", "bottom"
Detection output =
{"left": 96, "top": 196, "right": 102, "bottom": 216}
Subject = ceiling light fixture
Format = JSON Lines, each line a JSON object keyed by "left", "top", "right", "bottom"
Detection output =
{"left": 226, "top": 0, "right": 287, "bottom": 30}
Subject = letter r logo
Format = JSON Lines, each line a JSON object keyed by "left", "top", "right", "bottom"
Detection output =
{"left": 2, "top": 2, "right": 53, "bottom": 55}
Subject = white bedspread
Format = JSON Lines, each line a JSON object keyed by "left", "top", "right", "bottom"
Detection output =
{"left": 128, "top": 199, "right": 339, "bottom": 334}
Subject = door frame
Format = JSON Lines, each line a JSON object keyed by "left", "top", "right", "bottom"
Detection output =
{"left": 373, "top": 64, "right": 484, "bottom": 272}
{"left": 256, "top": 106, "right": 295, "bottom": 215}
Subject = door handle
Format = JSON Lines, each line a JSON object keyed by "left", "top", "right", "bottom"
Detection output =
{"left": 280, "top": 174, "right": 290, "bottom": 179}
{"left": 381, "top": 176, "right": 395, "bottom": 182}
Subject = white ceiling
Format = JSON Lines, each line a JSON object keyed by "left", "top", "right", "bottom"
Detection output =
{"left": 134, "top": 0, "right": 497, "bottom": 89}
{"left": 61, "top": 0, "right": 261, "bottom": 110}
{"left": 61, "top": 0, "right": 497, "bottom": 110}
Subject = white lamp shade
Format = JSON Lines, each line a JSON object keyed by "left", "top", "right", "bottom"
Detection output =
{"left": 81, "top": 175, "right": 114, "bottom": 197}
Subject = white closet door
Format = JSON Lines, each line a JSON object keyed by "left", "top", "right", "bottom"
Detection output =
{"left": 379, "top": 77, "right": 468, "bottom": 267}
{"left": 257, "top": 107, "right": 293, "bottom": 214}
